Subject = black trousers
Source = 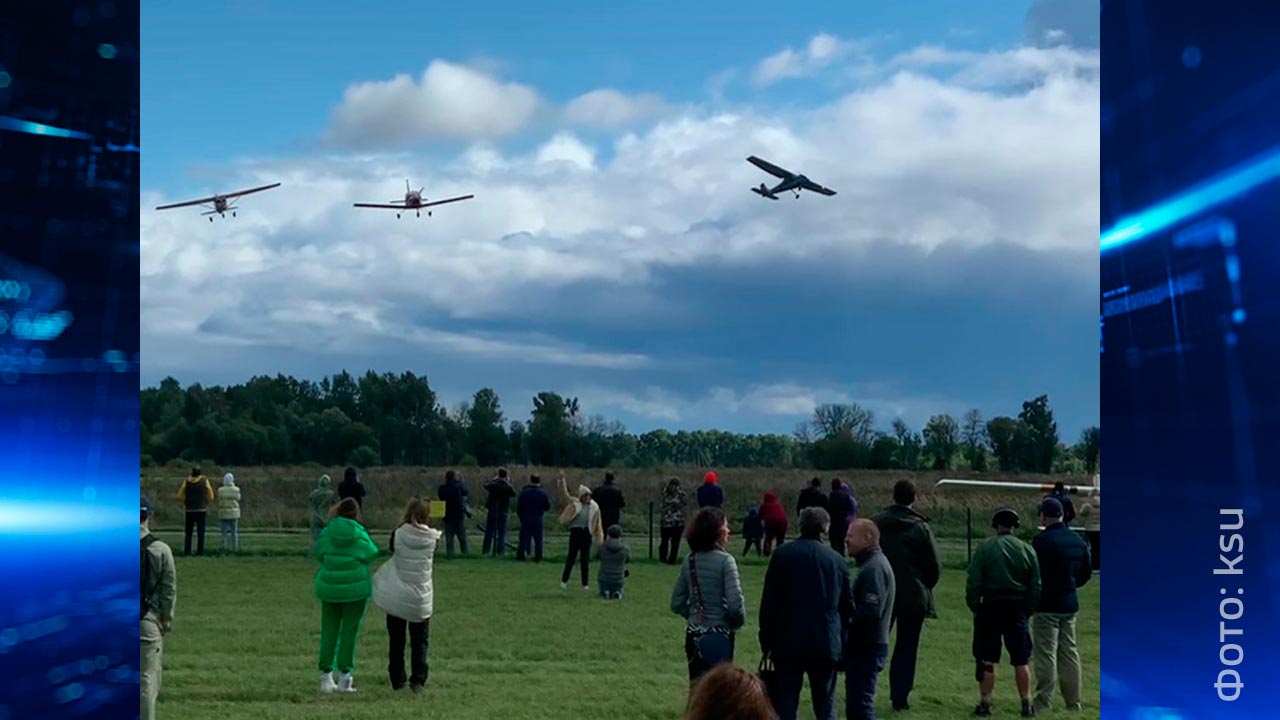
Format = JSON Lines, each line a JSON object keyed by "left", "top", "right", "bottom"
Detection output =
{"left": 743, "top": 538, "right": 762, "bottom": 556}
{"left": 561, "top": 528, "right": 592, "bottom": 585}
{"left": 1087, "top": 530, "right": 1100, "bottom": 570}
{"left": 659, "top": 525, "right": 683, "bottom": 564}
{"left": 889, "top": 610, "right": 926, "bottom": 709}
{"left": 183, "top": 512, "right": 207, "bottom": 556}
{"left": 386, "top": 615, "right": 430, "bottom": 689}
{"left": 769, "top": 658, "right": 838, "bottom": 720}
{"left": 764, "top": 527, "right": 785, "bottom": 556}
{"left": 517, "top": 518, "right": 544, "bottom": 561}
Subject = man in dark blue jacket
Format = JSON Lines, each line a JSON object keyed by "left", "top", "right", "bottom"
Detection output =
{"left": 758, "top": 507, "right": 854, "bottom": 720}
{"left": 482, "top": 468, "right": 517, "bottom": 556}
{"left": 696, "top": 471, "right": 723, "bottom": 508}
{"left": 436, "top": 470, "right": 470, "bottom": 556}
{"left": 516, "top": 474, "right": 552, "bottom": 562}
{"left": 1031, "top": 498, "right": 1092, "bottom": 713}
{"left": 845, "top": 518, "right": 896, "bottom": 720}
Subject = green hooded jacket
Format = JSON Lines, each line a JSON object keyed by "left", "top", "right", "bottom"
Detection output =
{"left": 313, "top": 516, "right": 381, "bottom": 604}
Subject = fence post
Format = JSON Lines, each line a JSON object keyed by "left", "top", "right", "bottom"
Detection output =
{"left": 648, "top": 501, "right": 654, "bottom": 560}
{"left": 966, "top": 507, "right": 972, "bottom": 564}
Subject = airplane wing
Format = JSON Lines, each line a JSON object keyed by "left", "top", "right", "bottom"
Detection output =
{"left": 155, "top": 195, "right": 217, "bottom": 211}
{"left": 353, "top": 203, "right": 405, "bottom": 209}
{"left": 747, "top": 155, "right": 792, "bottom": 179}
{"left": 222, "top": 182, "right": 282, "bottom": 199}
{"left": 799, "top": 179, "right": 837, "bottom": 196}
{"left": 420, "top": 194, "right": 474, "bottom": 208}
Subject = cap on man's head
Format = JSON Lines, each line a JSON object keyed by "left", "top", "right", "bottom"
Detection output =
{"left": 1039, "top": 497, "right": 1064, "bottom": 519}
{"left": 141, "top": 495, "right": 155, "bottom": 517}
{"left": 991, "top": 507, "right": 1020, "bottom": 529}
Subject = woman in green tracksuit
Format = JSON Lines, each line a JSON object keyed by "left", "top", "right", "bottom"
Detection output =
{"left": 313, "top": 497, "right": 380, "bottom": 694}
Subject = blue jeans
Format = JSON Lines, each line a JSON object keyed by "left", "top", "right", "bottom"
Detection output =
{"left": 598, "top": 580, "right": 624, "bottom": 599}
{"left": 846, "top": 644, "right": 889, "bottom": 720}
{"left": 444, "top": 517, "right": 469, "bottom": 556}
{"left": 220, "top": 519, "right": 239, "bottom": 551}
{"left": 483, "top": 511, "right": 509, "bottom": 556}
{"left": 517, "top": 518, "right": 544, "bottom": 561}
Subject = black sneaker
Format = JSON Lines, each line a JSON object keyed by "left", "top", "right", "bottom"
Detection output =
{"left": 1021, "top": 701, "right": 1036, "bottom": 717}
{"left": 892, "top": 703, "right": 909, "bottom": 712}
{"left": 974, "top": 703, "right": 992, "bottom": 717}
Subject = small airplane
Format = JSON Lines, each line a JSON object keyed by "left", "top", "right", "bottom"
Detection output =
{"left": 353, "top": 179, "right": 474, "bottom": 219}
{"left": 747, "top": 156, "right": 837, "bottom": 200}
{"left": 154, "top": 182, "right": 281, "bottom": 221}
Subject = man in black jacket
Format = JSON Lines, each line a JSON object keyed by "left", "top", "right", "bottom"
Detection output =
{"left": 592, "top": 471, "right": 626, "bottom": 531}
{"left": 845, "top": 518, "right": 896, "bottom": 720}
{"left": 436, "top": 470, "right": 470, "bottom": 556}
{"left": 516, "top": 474, "right": 552, "bottom": 562}
{"left": 758, "top": 507, "right": 853, "bottom": 720}
{"left": 873, "top": 480, "right": 942, "bottom": 711}
{"left": 1030, "top": 498, "right": 1092, "bottom": 713}
{"left": 336, "top": 466, "right": 366, "bottom": 509}
{"left": 1045, "top": 482, "right": 1076, "bottom": 526}
{"left": 796, "top": 477, "right": 828, "bottom": 517}
{"left": 482, "top": 468, "right": 517, "bottom": 556}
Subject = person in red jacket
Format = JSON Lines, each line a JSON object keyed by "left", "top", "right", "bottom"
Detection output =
{"left": 759, "top": 491, "right": 789, "bottom": 556}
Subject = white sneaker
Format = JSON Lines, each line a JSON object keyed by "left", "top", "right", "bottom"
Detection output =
{"left": 581, "top": 585, "right": 590, "bottom": 591}
{"left": 560, "top": 581, "right": 568, "bottom": 590}
{"left": 338, "top": 673, "right": 356, "bottom": 693}
{"left": 320, "top": 672, "right": 337, "bottom": 694}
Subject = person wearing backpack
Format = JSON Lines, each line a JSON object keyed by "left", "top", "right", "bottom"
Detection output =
{"left": 217, "top": 472, "right": 242, "bottom": 553}
{"left": 140, "top": 496, "right": 176, "bottom": 720}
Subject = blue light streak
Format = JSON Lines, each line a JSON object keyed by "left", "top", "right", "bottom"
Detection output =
{"left": 0, "top": 116, "right": 92, "bottom": 141}
{"left": 1101, "top": 144, "right": 1280, "bottom": 252}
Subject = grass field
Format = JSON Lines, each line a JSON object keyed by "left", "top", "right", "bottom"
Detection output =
{"left": 154, "top": 534, "right": 1100, "bottom": 720}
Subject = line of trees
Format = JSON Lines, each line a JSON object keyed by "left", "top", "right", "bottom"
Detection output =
{"left": 140, "top": 372, "right": 1100, "bottom": 474}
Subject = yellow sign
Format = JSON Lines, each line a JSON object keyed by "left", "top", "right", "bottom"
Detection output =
{"left": 428, "top": 500, "right": 447, "bottom": 519}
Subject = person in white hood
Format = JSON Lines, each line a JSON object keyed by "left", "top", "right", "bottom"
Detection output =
{"left": 372, "top": 498, "right": 441, "bottom": 692}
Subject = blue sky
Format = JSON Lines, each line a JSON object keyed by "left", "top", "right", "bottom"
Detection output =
{"left": 140, "top": 0, "right": 1101, "bottom": 440}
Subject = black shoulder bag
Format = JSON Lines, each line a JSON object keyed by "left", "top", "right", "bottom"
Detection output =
{"left": 688, "top": 553, "right": 734, "bottom": 667}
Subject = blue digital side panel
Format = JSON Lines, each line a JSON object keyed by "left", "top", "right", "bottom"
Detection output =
{"left": 0, "top": 3, "right": 140, "bottom": 719}
{"left": 1102, "top": 1, "right": 1279, "bottom": 718}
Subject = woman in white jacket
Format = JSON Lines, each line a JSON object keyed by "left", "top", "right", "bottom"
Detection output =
{"left": 372, "top": 498, "right": 441, "bottom": 692}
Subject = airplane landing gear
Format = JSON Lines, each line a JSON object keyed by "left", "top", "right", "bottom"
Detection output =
{"left": 396, "top": 213, "right": 401, "bottom": 219}
{"left": 428, "top": 211, "right": 432, "bottom": 217}
{"left": 416, "top": 210, "right": 420, "bottom": 218}
{"left": 209, "top": 216, "right": 214, "bottom": 222}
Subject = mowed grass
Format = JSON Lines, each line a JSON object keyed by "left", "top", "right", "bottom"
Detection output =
{"left": 157, "top": 539, "right": 1100, "bottom": 720}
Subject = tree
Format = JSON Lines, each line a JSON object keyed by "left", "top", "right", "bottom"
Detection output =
{"left": 961, "top": 409, "right": 988, "bottom": 470}
{"left": 986, "top": 416, "right": 1028, "bottom": 472}
{"left": 923, "top": 414, "right": 960, "bottom": 470}
{"left": 810, "top": 403, "right": 876, "bottom": 444}
{"left": 529, "top": 392, "right": 579, "bottom": 467}
{"left": 1077, "top": 426, "right": 1100, "bottom": 474}
{"left": 467, "top": 388, "right": 509, "bottom": 466}
{"left": 1019, "top": 395, "right": 1059, "bottom": 474}
{"left": 892, "top": 419, "right": 922, "bottom": 470}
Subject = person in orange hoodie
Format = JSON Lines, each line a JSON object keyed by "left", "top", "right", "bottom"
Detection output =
{"left": 759, "top": 491, "right": 789, "bottom": 556}
{"left": 177, "top": 467, "right": 215, "bottom": 556}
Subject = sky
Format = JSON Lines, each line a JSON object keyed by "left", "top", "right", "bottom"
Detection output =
{"left": 140, "top": 0, "right": 1100, "bottom": 440}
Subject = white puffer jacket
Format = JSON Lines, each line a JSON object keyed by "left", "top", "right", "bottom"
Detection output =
{"left": 372, "top": 523, "right": 441, "bottom": 623}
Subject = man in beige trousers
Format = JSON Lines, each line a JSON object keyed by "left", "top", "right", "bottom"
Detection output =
{"left": 141, "top": 496, "right": 177, "bottom": 720}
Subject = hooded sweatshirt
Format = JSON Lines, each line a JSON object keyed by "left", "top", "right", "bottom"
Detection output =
{"left": 372, "top": 522, "right": 442, "bottom": 623}
{"left": 660, "top": 481, "right": 687, "bottom": 528}
{"left": 178, "top": 475, "right": 214, "bottom": 513}
{"left": 337, "top": 470, "right": 366, "bottom": 509}
{"left": 760, "top": 492, "right": 789, "bottom": 534}
{"left": 309, "top": 475, "right": 336, "bottom": 519}
{"left": 742, "top": 507, "right": 764, "bottom": 541}
{"left": 696, "top": 472, "right": 723, "bottom": 508}
{"left": 598, "top": 536, "right": 630, "bottom": 586}
{"left": 217, "top": 473, "right": 241, "bottom": 520}
{"left": 873, "top": 504, "right": 942, "bottom": 617}
{"left": 313, "top": 516, "right": 381, "bottom": 604}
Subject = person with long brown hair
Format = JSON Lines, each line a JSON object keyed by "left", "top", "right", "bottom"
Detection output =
{"left": 671, "top": 507, "right": 746, "bottom": 684}
{"left": 313, "top": 498, "right": 380, "bottom": 694}
{"left": 372, "top": 498, "right": 442, "bottom": 693}
{"left": 684, "top": 664, "right": 777, "bottom": 720}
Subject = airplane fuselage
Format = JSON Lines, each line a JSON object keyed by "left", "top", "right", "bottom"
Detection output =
{"left": 213, "top": 196, "right": 228, "bottom": 212}
{"left": 769, "top": 175, "right": 807, "bottom": 195}
{"left": 403, "top": 191, "right": 423, "bottom": 208}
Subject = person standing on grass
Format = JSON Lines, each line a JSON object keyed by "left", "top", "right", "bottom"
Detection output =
{"left": 1078, "top": 488, "right": 1100, "bottom": 571}
{"left": 140, "top": 496, "right": 176, "bottom": 720}
{"left": 659, "top": 477, "right": 688, "bottom": 565}
{"left": 598, "top": 524, "right": 630, "bottom": 599}
{"left": 482, "top": 468, "right": 517, "bottom": 556}
{"left": 437, "top": 470, "right": 471, "bottom": 556}
{"left": 313, "top": 498, "right": 381, "bottom": 695}
{"left": 593, "top": 471, "right": 626, "bottom": 534}
{"left": 670, "top": 507, "right": 746, "bottom": 685}
{"left": 967, "top": 508, "right": 1042, "bottom": 718}
{"left": 742, "top": 506, "right": 765, "bottom": 556}
{"left": 759, "top": 492, "right": 789, "bottom": 556}
{"left": 177, "top": 467, "right": 214, "bottom": 556}
{"left": 757, "top": 507, "right": 851, "bottom": 720}
{"left": 372, "top": 498, "right": 441, "bottom": 693}
{"left": 337, "top": 466, "right": 367, "bottom": 510}
{"left": 827, "top": 479, "right": 857, "bottom": 557}
{"left": 684, "top": 664, "right": 777, "bottom": 720}
{"left": 844, "top": 519, "right": 896, "bottom": 720}
{"left": 516, "top": 474, "right": 552, "bottom": 562}
{"left": 557, "top": 472, "right": 603, "bottom": 590}
{"left": 1030, "top": 498, "right": 1092, "bottom": 713}
{"left": 217, "top": 472, "right": 241, "bottom": 553}
{"left": 796, "top": 477, "right": 828, "bottom": 517}
{"left": 1044, "top": 481, "right": 1076, "bottom": 526}
{"left": 697, "top": 470, "right": 724, "bottom": 508}
{"left": 872, "top": 479, "right": 941, "bottom": 712}
{"left": 309, "top": 474, "right": 336, "bottom": 552}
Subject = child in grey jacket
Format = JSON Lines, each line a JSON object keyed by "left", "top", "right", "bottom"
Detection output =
{"left": 598, "top": 525, "right": 630, "bottom": 599}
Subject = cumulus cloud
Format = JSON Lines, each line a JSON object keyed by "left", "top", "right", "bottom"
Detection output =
{"left": 325, "top": 60, "right": 544, "bottom": 146}
{"left": 753, "top": 33, "right": 853, "bottom": 86}
{"left": 144, "top": 41, "right": 1099, "bottom": 434}
{"left": 564, "top": 89, "right": 671, "bottom": 128}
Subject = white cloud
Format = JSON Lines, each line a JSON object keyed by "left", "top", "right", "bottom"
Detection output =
{"left": 534, "top": 132, "right": 596, "bottom": 170}
{"left": 325, "top": 60, "right": 543, "bottom": 146}
{"left": 564, "top": 89, "right": 670, "bottom": 128}
{"left": 753, "top": 33, "right": 853, "bottom": 86}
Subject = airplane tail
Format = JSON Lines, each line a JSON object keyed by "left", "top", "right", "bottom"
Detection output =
{"left": 751, "top": 183, "right": 779, "bottom": 200}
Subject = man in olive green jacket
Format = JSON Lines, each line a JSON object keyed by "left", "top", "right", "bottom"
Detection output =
{"left": 966, "top": 508, "right": 1041, "bottom": 718}
{"left": 141, "top": 496, "right": 176, "bottom": 720}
